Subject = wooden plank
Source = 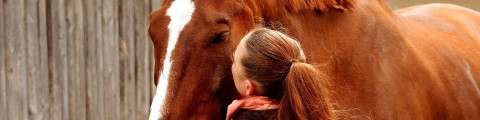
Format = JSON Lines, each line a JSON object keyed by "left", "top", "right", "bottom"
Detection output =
{"left": 119, "top": 0, "right": 136, "bottom": 120}
{"left": 65, "top": 1, "right": 77, "bottom": 119}
{"left": 150, "top": 0, "right": 161, "bottom": 105}
{"left": 102, "top": 0, "right": 120, "bottom": 119}
{"left": 95, "top": 0, "right": 105, "bottom": 119}
{"left": 83, "top": 0, "right": 103, "bottom": 119}
{"left": 25, "top": 0, "right": 49, "bottom": 120}
{"left": 148, "top": 0, "right": 157, "bottom": 105}
{"left": 149, "top": 0, "right": 156, "bottom": 106}
{"left": 47, "top": 0, "right": 68, "bottom": 119}
{"left": 37, "top": 0, "right": 50, "bottom": 119}
{"left": 25, "top": 0, "right": 41, "bottom": 118}
{"left": 4, "top": 0, "right": 28, "bottom": 120}
{"left": 148, "top": 0, "right": 155, "bottom": 116}
{"left": 151, "top": 0, "right": 162, "bottom": 11}
{"left": 74, "top": 3, "right": 87, "bottom": 119}
{"left": 0, "top": 0, "right": 8, "bottom": 119}
{"left": 66, "top": 0, "right": 87, "bottom": 119}
{"left": 149, "top": 32, "right": 156, "bottom": 111}
{"left": 0, "top": 0, "right": 7, "bottom": 119}
{"left": 135, "top": 0, "right": 152, "bottom": 119}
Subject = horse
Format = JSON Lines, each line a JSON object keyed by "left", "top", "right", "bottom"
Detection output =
{"left": 147, "top": 0, "right": 480, "bottom": 119}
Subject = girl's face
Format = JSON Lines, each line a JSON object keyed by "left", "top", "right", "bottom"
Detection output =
{"left": 232, "top": 35, "right": 249, "bottom": 96}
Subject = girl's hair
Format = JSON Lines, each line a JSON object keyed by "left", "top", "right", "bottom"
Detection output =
{"left": 241, "top": 28, "right": 334, "bottom": 120}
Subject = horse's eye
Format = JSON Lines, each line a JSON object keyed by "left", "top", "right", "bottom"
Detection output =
{"left": 209, "top": 31, "right": 230, "bottom": 45}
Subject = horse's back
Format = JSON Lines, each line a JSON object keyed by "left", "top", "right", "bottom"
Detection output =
{"left": 396, "top": 3, "right": 480, "bottom": 80}
{"left": 397, "top": 3, "right": 480, "bottom": 42}
{"left": 391, "top": 3, "right": 480, "bottom": 119}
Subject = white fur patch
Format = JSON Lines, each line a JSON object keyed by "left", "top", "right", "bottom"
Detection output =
{"left": 149, "top": 0, "right": 195, "bottom": 120}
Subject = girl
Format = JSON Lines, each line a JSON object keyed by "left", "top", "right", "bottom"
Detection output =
{"left": 228, "top": 28, "right": 335, "bottom": 120}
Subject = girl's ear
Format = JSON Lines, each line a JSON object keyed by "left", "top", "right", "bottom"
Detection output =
{"left": 245, "top": 80, "right": 255, "bottom": 96}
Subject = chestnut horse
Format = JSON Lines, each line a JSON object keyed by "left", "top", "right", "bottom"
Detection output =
{"left": 148, "top": 0, "right": 480, "bottom": 119}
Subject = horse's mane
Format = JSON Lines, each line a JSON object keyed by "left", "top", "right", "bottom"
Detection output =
{"left": 161, "top": 0, "right": 355, "bottom": 13}
{"left": 280, "top": 0, "right": 355, "bottom": 13}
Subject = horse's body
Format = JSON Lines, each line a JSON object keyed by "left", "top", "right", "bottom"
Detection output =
{"left": 148, "top": 0, "right": 480, "bottom": 119}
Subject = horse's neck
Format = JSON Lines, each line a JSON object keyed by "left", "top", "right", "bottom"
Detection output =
{"left": 248, "top": 0, "right": 402, "bottom": 50}
{"left": 249, "top": 0, "right": 406, "bottom": 80}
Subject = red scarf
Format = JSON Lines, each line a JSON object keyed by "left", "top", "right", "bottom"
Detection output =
{"left": 226, "top": 96, "right": 280, "bottom": 120}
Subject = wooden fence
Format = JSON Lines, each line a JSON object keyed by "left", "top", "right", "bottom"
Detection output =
{"left": 0, "top": 0, "right": 162, "bottom": 120}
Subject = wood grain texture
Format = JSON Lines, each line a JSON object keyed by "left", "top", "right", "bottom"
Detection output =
{"left": 47, "top": 0, "right": 69, "bottom": 119}
{"left": 37, "top": 0, "right": 50, "bottom": 119}
{"left": 135, "top": 0, "right": 153, "bottom": 119}
{"left": 102, "top": 0, "right": 121, "bottom": 119}
{"left": 0, "top": 0, "right": 7, "bottom": 119}
{"left": 84, "top": 0, "right": 103, "bottom": 120}
{"left": 4, "top": 0, "right": 29, "bottom": 119}
{"left": 119, "top": 0, "right": 136, "bottom": 120}
{"left": 66, "top": 0, "right": 87, "bottom": 119}
{"left": 96, "top": 0, "right": 107, "bottom": 119}
{"left": 1, "top": 0, "right": 159, "bottom": 119}
{"left": 25, "top": 0, "right": 49, "bottom": 120}
{"left": 151, "top": 0, "right": 162, "bottom": 12}
{"left": 150, "top": 0, "right": 162, "bottom": 106}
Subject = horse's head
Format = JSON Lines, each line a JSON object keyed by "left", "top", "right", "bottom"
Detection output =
{"left": 148, "top": 0, "right": 256, "bottom": 119}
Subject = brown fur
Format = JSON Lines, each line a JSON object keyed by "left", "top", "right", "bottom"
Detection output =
{"left": 149, "top": 0, "right": 480, "bottom": 119}
{"left": 283, "top": 0, "right": 355, "bottom": 12}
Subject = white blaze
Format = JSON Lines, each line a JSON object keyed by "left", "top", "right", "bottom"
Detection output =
{"left": 149, "top": 0, "right": 195, "bottom": 120}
